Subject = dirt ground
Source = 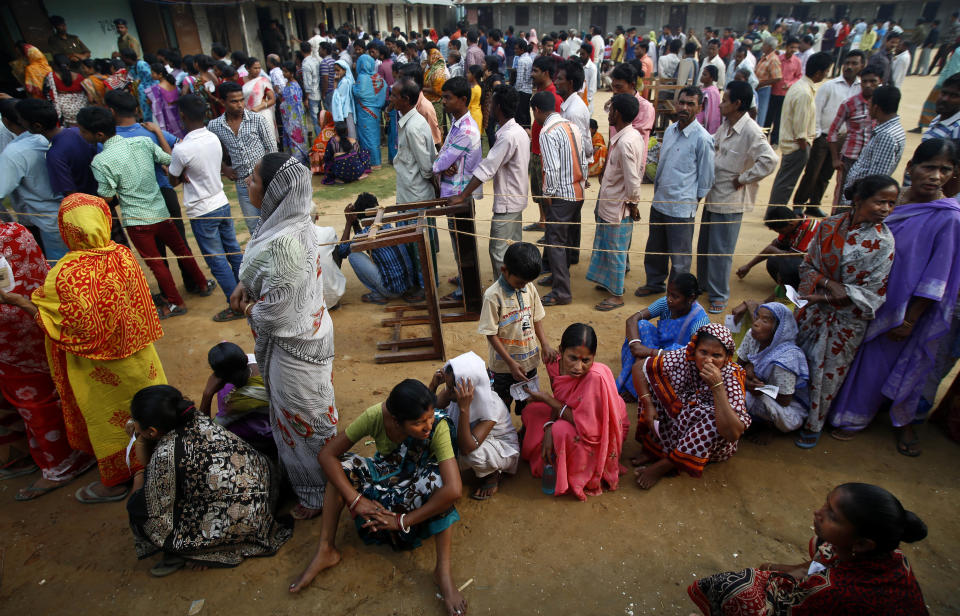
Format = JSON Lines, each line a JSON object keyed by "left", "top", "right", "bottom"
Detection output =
{"left": 1, "top": 75, "right": 958, "bottom": 616}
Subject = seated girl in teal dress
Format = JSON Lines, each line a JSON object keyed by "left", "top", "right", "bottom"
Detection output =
{"left": 617, "top": 273, "right": 710, "bottom": 400}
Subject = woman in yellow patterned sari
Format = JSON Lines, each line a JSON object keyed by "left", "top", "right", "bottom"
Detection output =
{"left": 0, "top": 194, "right": 166, "bottom": 503}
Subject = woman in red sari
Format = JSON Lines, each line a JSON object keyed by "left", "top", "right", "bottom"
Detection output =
{"left": 689, "top": 483, "right": 929, "bottom": 615}
{"left": 521, "top": 323, "right": 629, "bottom": 501}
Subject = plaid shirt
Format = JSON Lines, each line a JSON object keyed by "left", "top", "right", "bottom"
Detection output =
{"left": 844, "top": 115, "right": 906, "bottom": 191}
{"left": 208, "top": 110, "right": 277, "bottom": 181}
{"left": 432, "top": 113, "right": 482, "bottom": 198}
{"left": 514, "top": 53, "right": 533, "bottom": 94}
{"left": 827, "top": 94, "right": 875, "bottom": 159}
{"left": 337, "top": 223, "right": 416, "bottom": 295}
{"left": 755, "top": 51, "right": 782, "bottom": 85}
{"left": 91, "top": 135, "right": 171, "bottom": 228}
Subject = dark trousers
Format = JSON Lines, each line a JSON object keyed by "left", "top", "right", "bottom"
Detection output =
{"left": 793, "top": 135, "right": 835, "bottom": 206}
{"left": 768, "top": 148, "right": 810, "bottom": 206}
{"left": 126, "top": 220, "right": 208, "bottom": 307}
{"left": 930, "top": 43, "right": 955, "bottom": 74}
{"left": 767, "top": 94, "right": 785, "bottom": 145}
{"left": 542, "top": 198, "right": 583, "bottom": 274}
{"left": 544, "top": 198, "right": 582, "bottom": 302}
{"left": 493, "top": 367, "right": 537, "bottom": 415}
{"left": 643, "top": 208, "right": 695, "bottom": 292}
{"left": 515, "top": 91, "right": 532, "bottom": 129}
{"left": 766, "top": 254, "right": 803, "bottom": 289}
{"left": 160, "top": 187, "right": 203, "bottom": 293}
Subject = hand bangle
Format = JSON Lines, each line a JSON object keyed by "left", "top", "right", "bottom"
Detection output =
{"left": 558, "top": 404, "right": 568, "bottom": 420}
{"left": 243, "top": 302, "right": 255, "bottom": 316}
{"left": 628, "top": 338, "right": 642, "bottom": 346}
{"left": 712, "top": 381, "right": 724, "bottom": 389}
{"left": 349, "top": 493, "right": 362, "bottom": 510}
{"left": 902, "top": 320, "right": 914, "bottom": 328}
{"left": 639, "top": 393, "right": 652, "bottom": 400}
{"left": 399, "top": 513, "right": 411, "bottom": 533}
{"left": 543, "top": 420, "right": 555, "bottom": 430}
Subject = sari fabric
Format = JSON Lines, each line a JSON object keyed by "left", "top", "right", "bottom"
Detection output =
{"left": 309, "top": 111, "right": 336, "bottom": 174}
{"left": 747, "top": 302, "right": 809, "bottom": 387}
{"left": 831, "top": 198, "right": 960, "bottom": 430}
{"left": 353, "top": 54, "right": 387, "bottom": 166}
{"left": 795, "top": 211, "right": 894, "bottom": 433}
{"left": 50, "top": 71, "right": 86, "bottom": 127}
{"left": 279, "top": 80, "right": 308, "bottom": 163}
{"left": 424, "top": 49, "right": 447, "bottom": 103}
{"left": 521, "top": 360, "right": 629, "bottom": 501}
{"left": 128, "top": 413, "right": 292, "bottom": 565}
{"left": 31, "top": 194, "right": 166, "bottom": 486}
{"left": 242, "top": 75, "right": 277, "bottom": 143}
{"left": 588, "top": 131, "right": 607, "bottom": 177}
{"left": 239, "top": 158, "right": 338, "bottom": 510}
{"left": 689, "top": 538, "right": 929, "bottom": 615}
{"left": 147, "top": 84, "right": 185, "bottom": 139}
{"left": 81, "top": 74, "right": 109, "bottom": 106}
{"left": 129, "top": 60, "right": 157, "bottom": 122}
{"left": 0, "top": 222, "right": 94, "bottom": 481}
{"left": 638, "top": 324, "right": 749, "bottom": 477}
{"left": 331, "top": 59, "right": 356, "bottom": 123}
{"left": 343, "top": 411, "right": 459, "bottom": 550}
{"left": 23, "top": 46, "right": 51, "bottom": 99}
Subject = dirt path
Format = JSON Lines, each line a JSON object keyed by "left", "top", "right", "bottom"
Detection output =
{"left": 1, "top": 76, "right": 958, "bottom": 616}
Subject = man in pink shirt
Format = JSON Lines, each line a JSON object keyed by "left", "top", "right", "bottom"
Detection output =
{"left": 768, "top": 37, "right": 802, "bottom": 145}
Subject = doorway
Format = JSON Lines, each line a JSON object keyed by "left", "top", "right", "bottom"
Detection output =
{"left": 922, "top": 2, "right": 941, "bottom": 21}
{"left": 668, "top": 5, "right": 687, "bottom": 32}
{"left": 590, "top": 6, "right": 607, "bottom": 33}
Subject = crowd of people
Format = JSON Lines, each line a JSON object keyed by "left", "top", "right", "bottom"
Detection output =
{"left": 1, "top": 11, "right": 958, "bottom": 616}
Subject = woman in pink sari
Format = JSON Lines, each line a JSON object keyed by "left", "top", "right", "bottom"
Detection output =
{"left": 241, "top": 57, "right": 277, "bottom": 144}
{"left": 521, "top": 323, "right": 629, "bottom": 501}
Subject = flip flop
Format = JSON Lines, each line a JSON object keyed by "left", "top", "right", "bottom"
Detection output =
{"left": 470, "top": 472, "right": 501, "bottom": 501}
{"left": 361, "top": 293, "right": 389, "bottom": 305}
{"left": 896, "top": 436, "right": 922, "bottom": 457}
{"left": 75, "top": 481, "right": 129, "bottom": 504}
{"left": 829, "top": 428, "right": 857, "bottom": 442}
{"left": 794, "top": 429, "right": 821, "bottom": 449}
{"left": 15, "top": 481, "right": 68, "bottom": 501}
{"left": 0, "top": 463, "right": 38, "bottom": 480}
{"left": 708, "top": 302, "right": 727, "bottom": 314}
{"left": 150, "top": 555, "right": 186, "bottom": 578}
{"left": 290, "top": 504, "right": 322, "bottom": 520}
{"left": 212, "top": 307, "right": 245, "bottom": 322}
{"left": 594, "top": 298, "right": 625, "bottom": 312}
{"left": 541, "top": 294, "right": 571, "bottom": 307}
{"left": 634, "top": 286, "right": 660, "bottom": 298}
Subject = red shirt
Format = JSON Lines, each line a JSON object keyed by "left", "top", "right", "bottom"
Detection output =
{"left": 719, "top": 37, "right": 734, "bottom": 61}
{"left": 776, "top": 217, "right": 821, "bottom": 253}
{"left": 836, "top": 25, "right": 850, "bottom": 47}
{"left": 530, "top": 82, "right": 563, "bottom": 156}
{"left": 773, "top": 53, "right": 802, "bottom": 96}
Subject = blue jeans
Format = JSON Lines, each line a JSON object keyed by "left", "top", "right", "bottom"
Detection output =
{"left": 189, "top": 204, "right": 242, "bottom": 301}
{"left": 387, "top": 109, "right": 398, "bottom": 163}
{"left": 323, "top": 92, "right": 333, "bottom": 112}
{"left": 348, "top": 252, "right": 400, "bottom": 300}
{"left": 756, "top": 86, "right": 772, "bottom": 128}
{"left": 234, "top": 179, "right": 261, "bottom": 234}
{"left": 307, "top": 98, "right": 322, "bottom": 135}
{"left": 38, "top": 227, "right": 69, "bottom": 263}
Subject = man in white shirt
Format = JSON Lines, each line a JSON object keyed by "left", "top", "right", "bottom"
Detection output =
{"left": 577, "top": 43, "right": 598, "bottom": 113}
{"left": 590, "top": 26, "right": 606, "bottom": 68}
{"left": 167, "top": 94, "right": 244, "bottom": 321}
{"left": 792, "top": 49, "right": 864, "bottom": 211}
{"left": 300, "top": 42, "right": 322, "bottom": 137}
{"left": 266, "top": 54, "right": 286, "bottom": 91}
{"left": 557, "top": 60, "right": 593, "bottom": 169}
{"left": 308, "top": 27, "right": 323, "bottom": 59}
{"left": 449, "top": 86, "right": 530, "bottom": 274}
{"left": 698, "top": 39, "right": 727, "bottom": 86}
{"left": 391, "top": 78, "right": 437, "bottom": 205}
{"left": 890, "top": 38, "right": 911, "bottom": 88}
{"left": 658, "top": 39, "right": 682, "bottom": 83}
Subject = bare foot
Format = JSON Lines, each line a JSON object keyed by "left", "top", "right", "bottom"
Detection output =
{"left": 16, "top": 477, "right": 70, "bottom": 500}
{"left": 289, "top": 544, "right": 341, "bottom": 593}
{"left": 635, "top": 459, "right": 673, "bottom": 490}
{"left": 629, "top": 451, "right": 656, "bottom": 467}
{"left": 186, "top": 561, "right": 208, "bottom": 571}
{"left": 434, "top": 569, "right": 468, "bottom": 616}
{"left": 291, "top": 504, "right": 322, "bottom": 520}
{"left": 745, "top": 422, "right": 774, "bottom": 446}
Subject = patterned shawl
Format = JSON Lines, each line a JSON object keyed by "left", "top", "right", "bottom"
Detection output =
{"left": 31, "top": 194, "right": 162, "bottom": 361}
{"left": 0, "top": 223, "right": 49, "bottom": 373}
{"left": 239, "top": 157, "right": 332, "bottom": 366}
{"left": 24, "top": 45, "right": 52, "bottom": 98}
{"left": 644, "top": 323, "right": 746, "bottom": 420}
{"left": 747, "top": 302, "right": 809, "bottom": 387}
{"left": 353, "top": 54, "right": 387, "bottom": 111}
{"left": 425, "top": 49, "right": 447, "bottom": 96}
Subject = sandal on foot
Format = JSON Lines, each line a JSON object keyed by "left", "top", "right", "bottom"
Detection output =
{"left": 896, "top": 436, "right": 922, "bottom": 457}
{"left": 193, "top": 280, "right": 217, "bottom": 297}
{"left": 537, "top": 275, "right": 554, "bottom": 287}
{"left": 75, "top": 481, "right": 129, "bottom": 504}
{"left": 0, "top": 462, "right": 38, "bottom": 480}
{"left": 829, "top": 428, "right": 857, "bottom": 442}
{"left": 470, "top": 472, "right": 501, "bottom": 501}
{"left": 15, "top": 481, "right": 68, "bottom": 502}
{"left": 290, "top": 504, "right": 322, "bottom": 520}
{"left": 634, "top": 286, "right": 660, "bottom": 298}
{"left": 523, "top": 222, "right": 545, "bottom": 232}
{"left": 150, "top": 555, "right": 186, "bottom": 578}
{"left": 213, "top": 307, "right": 245, "bottom": 322}
{"left": 157, "top": 304, "right": 188, "bottom": 320}
{"left": 794, "top": 430, "right": 821, "bottom": 449}
{"left": 594, "top": 298, "right": 625, "bottom": 312}
{"left": 541, "top": 293, "right": 570, "bottom": 307}
{"left": 708, "top": 302, "right": 727, "bottom": 314}
{"left": 361, "top": 293, "right": 389, "bottom": 305}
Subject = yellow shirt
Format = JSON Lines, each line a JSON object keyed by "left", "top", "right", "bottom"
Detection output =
{"left": 779, "top": 76, "right": 818, "bottom": 155}
{"left": 468, "top": 84, "right": 483, "bottom": 130}
{"left": 344, "top": 403, "right": 454, "bottom": 462}
{"left": 611, "top": 34, "right": 626, "bottom": 63}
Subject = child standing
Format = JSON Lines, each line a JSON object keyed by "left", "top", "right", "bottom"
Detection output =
{"left": 478, "top": 242, "right": 558, "bottom": 415}
{"left": 588, "top": 118, "right": 607, "bottom": 177}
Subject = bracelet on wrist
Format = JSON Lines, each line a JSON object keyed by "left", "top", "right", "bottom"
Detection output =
{"left": 349, "top": 493, "right": 362, "bottom": 510}
{"left": 712, "top": 381, "right": 724, "bottom": 390}
{"left": 399, "top": 513, "right": 411, "bottom": 533}
{"left": 902, "top": 320, "right": 914, "bottom": 328}
{"left": 543, "top": 420, "right": 555, "bottom": 430}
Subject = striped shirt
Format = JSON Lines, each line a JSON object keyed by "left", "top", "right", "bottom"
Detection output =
{"left": 923, "top": 110, "right": 960, "bottom": 145}
{"left": 538, "top": 113, "right": 587, "bottom": 202}
{"left": 208, "top": 110, "right": 277, "bottom": 181}
{"left": 319, "top": 56, "right": 336, "bottom": 95}
{"left": 432, "top": 113, "right": 482, "bottom": 198}
{"left": 337, "top": 223, "right": 417, "bottom": 295}
{"left": 844, "top": 115, "right": 906, "bottom": 192}
{"left": 827, "top": 94, "right": 875, "bottom": 160}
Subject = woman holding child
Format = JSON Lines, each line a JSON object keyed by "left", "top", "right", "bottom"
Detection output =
{"left": 792, "top": 175, "right": 898, "bottom": 448}
{"left": 230, "top": 153, "right": 338, "bottom": 520}
{"left": 521, "top": 323, "right": 629, "bottom": 502}
{"left": 830, "top": 139, "right": 960, "bottom": 456}
{"left": 631, "top": 323, "right": 750, "bottom": 489}
{"left": 289, "top": 379, "right": 467, "bottom": 616}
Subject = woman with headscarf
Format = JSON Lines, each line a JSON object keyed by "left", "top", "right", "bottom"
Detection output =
{"left": 352, "top": 54, "right": 387, "bottom": 169}
{"left": 242, "top": 57, "right": 278, "bottom": 145}
{"left": 23, "top": 45, "right": 52, "bottom": 99}
{"left": 79, "top": 58, "right": 110, "bottom": 107}
{"left": 127, "top": 54, "right": 157, "bottom": 122}
{"left": 46, "top": 54, "right": 86, "bottom": 127}
{"left": 736, "top": 302, "right": 810, "bottom": 435}
{"left": 230, "top": 153, "right": 338, "bottom": 520}
{"left": 528, "top": 29, "right": 539, "bottom": 47}
{"left": 0, "top": 194, "right": 167, "bottom": 503}
{"left": 429, "top": 351, "right": 521, "bottom": 500}
{"left": 309, "top": 110, "right": 337, "bottom": 175}
{"left": 0, "top": 222, "right": 95, "bottom": 500}
{"left": 331, "top": 59, "right": 357, "bottom": 140}
{"left": 423, "top": 48, "right": 448, "bottom": 135}
{"left": 631, "top": 323, "right": 750, "bottom": 489}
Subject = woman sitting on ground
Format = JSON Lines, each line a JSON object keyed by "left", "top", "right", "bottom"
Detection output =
{"left": 792, "top": 175, "right": 898, "bottom": 449}
{"left": 631, "top": 323, "right": 749, "bottom": 489}
{"left": 199, "top": 341, "right": 274, "bottom": 456}
{"left": 289, "top": 379, "right": 466, "bottom": 616}
{"left": 521, "top": 323, "right": 629, "bottom": 501}
{"left": 127, "top": 385, "right": 292, "bottom": 577}
{"left": 830, "top": 141, "right": 960, "bottom": 457}
{"left": 430, "top": 351, "right": 520, "bottom": 501}
{"left": 617, "top": 273, "right": 710, "bottom": 401}
{"left": 736, "top": 302, "right": 810, "bottom": 441}
{"left": 322, "top": 121, "right": 371, "bottom": 184}
{"left": 309, "top": 110, "right": 336, "bottom": 175}
{"left": 689, "top": 483, "right": 929, "bottom": 615}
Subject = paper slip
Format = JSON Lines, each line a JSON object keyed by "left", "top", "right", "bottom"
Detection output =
{"left": 756, "top": 384, "right": 780, "bottom": 399}
{"left": 785, "top": 285, "right": 808, "bottom": 309}
{"left": 724, "top": 314, "right": 741, "bottom": 333}
{"left": 510, "top": 378, "right": 539, "bottom": 401}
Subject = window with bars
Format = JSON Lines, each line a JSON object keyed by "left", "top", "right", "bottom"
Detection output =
{"left": 516, "top": 6, "right": 529, "bottom": 25}
{"left": 631, "top": 6, "right": 646, "bottom": 26}
{"left": 554, "top": 6, "right": 568, "bottom": 26}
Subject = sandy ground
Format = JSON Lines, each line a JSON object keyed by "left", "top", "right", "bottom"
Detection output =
{"left": 1, "top": 75, "right": 959, "bottom": 616}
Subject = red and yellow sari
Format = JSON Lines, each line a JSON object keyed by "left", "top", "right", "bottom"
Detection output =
{"left": 310, "top": 110, "right": 337, "bottom": 175}
{"left": 31, "top": 194, "right": 166, "bottom": 486}
{"left": 23, "top": 45, "right": 51, "bottom": 99}
{"left": 588, "top": 130, "right": 607, "bottom": 177}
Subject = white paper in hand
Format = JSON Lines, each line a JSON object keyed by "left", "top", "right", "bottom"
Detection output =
{"left": 724, "top": 314, "right": 741, "bottom": 333}
{"left": 756, "top": 384, "right": 780, "bottom": 399}
{"left": 510, "top": 378, "right": 539, "bottom": 401}
{"left": 785, "top": 285, "right": 808, "bottom": 309}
